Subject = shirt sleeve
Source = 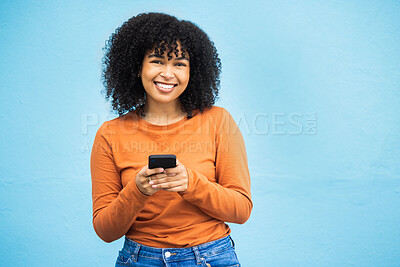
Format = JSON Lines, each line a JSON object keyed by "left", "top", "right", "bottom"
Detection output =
{"left": 179, "top": 109, "right": 253, "bottom": 224}
{"left": 90, "top": 123, "right": 149, "bottom": 243}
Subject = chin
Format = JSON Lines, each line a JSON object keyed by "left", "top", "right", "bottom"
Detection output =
{"left": 152, "top": 96, "right": 180, "bottom": 104}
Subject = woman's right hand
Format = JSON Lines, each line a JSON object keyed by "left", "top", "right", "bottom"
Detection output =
{"left": 135, "top": 166, "right": 165, "bottom": 196}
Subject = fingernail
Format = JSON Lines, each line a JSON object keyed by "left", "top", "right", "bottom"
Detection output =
{"left": 149, "top": 181, "right": 154, "bottom": 185}
{"left": 152, "top": 185, "right": 157, "bottom": 188}
{"left": 159, "top": 168, "right": 164, "bottom": 172}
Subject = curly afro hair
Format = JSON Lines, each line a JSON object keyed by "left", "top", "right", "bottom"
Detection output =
{"left": 102, "top": 12, "right": 222, "bottom": 116}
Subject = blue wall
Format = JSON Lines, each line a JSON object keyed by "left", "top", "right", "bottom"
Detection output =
{"left": 1, "top": 1, "right": 399, "bottom": 266}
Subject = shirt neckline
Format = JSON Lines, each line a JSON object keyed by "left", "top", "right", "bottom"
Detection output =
{"left": 134, "top": 112, "right": 189, "bottom": 130}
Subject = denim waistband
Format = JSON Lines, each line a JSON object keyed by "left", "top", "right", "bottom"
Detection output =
{"left": 122, "top": 235, "right": 234, "bottom": 264}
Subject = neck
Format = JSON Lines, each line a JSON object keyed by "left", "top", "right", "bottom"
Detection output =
{"left": 142, "top": 99, "right": 186, "bottom": 125}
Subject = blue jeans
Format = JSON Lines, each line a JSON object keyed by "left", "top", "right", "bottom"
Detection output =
{"left": 115, "top": 235, "right": 241, "bottom": 267}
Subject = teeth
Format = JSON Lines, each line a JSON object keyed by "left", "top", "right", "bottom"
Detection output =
{"left": 155, "top": 82, "right": 175, "bottom": 89}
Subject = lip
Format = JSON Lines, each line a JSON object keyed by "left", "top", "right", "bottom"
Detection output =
{"left": 154, "top": 81, "right": 176, "bottom": 85}
{"left": 154, "top": 81, "right": 177, "bottom": 93}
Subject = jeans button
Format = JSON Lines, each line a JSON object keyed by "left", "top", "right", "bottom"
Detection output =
{"left": 165, "top": 251, "right": 171, "bottom": 258}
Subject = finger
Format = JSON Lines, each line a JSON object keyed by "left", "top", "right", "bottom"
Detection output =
{"left": 144, "top": 168, "right": 164, "bottom": 177}
{"left": 164, "top": 165, "right": 180, "bottom": 174}
{"left": 164, "top": 169, "right": 178, "bottom": 176}
{"left": 165, "top": 164, "right": 186, "bottom": 177}
{"left": 150, "top": 175, "right": 181, "bottom": 185}
{"left": 152, "top": 180, "right": 183, "bottom": 190}
{"left": 163, "top": 159, "right": 180, "bottom": 173}
{"left": 149, "top": 173, "right": 170, "bottom": 180}
{"left": 162, "top": 185, "right": 187, "bottom": 192}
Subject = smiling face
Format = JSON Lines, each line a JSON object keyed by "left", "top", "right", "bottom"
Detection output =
{"left": 140, "top": 43, "right": 190, "bottom": 108}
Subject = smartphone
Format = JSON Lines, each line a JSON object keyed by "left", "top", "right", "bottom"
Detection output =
{"left": 148, "top": 154, "right": 177, "bottom": 169}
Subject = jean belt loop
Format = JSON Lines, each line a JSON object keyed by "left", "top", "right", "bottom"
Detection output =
{"left": 229, "top": 235, "right": 235, "bottom": 248}
{"left": 191, "top": 245, "right": 202, "bottom": 265}
{"left": 131, "top": 243, "right": 141, "bottom": 262}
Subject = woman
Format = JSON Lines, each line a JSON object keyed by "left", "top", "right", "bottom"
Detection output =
{"left": 91, "top": 12, "right": 252, "bottom": 266}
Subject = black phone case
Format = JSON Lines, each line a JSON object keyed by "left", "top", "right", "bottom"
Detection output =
{"left": 148, "top": 154, "right": 177, "bottom": 169}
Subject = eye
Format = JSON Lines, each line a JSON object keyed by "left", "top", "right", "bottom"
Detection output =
{"left": 175, "top": 62, "right": 187, "bottom": 67}
{"left": 150, "top": 60, "right": 163, "bottom": 64}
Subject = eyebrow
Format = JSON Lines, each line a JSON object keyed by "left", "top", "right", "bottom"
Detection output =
{"left": 147, "top": 54, "right": 189, "bottom": 61}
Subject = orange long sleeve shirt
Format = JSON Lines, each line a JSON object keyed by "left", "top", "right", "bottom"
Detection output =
{"left": 90, "top": 106, "right": 252, "bottom": 248}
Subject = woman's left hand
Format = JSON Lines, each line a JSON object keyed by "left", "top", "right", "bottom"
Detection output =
{"left": 148, "top": 159, "right": 188, "bottom": 192}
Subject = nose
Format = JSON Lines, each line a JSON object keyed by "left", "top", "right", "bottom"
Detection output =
{"left": 160, "top": 64, "right": 175, "bottom": 79}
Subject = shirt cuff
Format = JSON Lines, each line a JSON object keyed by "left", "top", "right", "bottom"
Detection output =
{"left": 127, "top": 177, "right": 151, "bottom": 204}
{"left": 178, "top": 167, "right": 195, "bottom": 197}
